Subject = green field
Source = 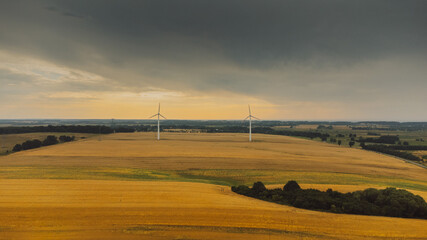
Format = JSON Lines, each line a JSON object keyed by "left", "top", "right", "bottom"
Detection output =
{"left": 1, "top": 166, "right": 427, "bottom": 192}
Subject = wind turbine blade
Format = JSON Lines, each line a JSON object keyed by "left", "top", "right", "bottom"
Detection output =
{"left": 148, "top": 114, "right": 158, "bottom": 119}
{"left": 248, "top": 105, "right": 251, "bottom": 115}
{"left": 158, "top": 103, "right": 160, "bottom": 114}
{"left": 159, "top": 114, "right": 167, "bottom": 119}
{"left": 243, "top": 116, "right": 250, "bottom": 121}
{"left": 251, "top": 115, "right": 261, "bottom": 120}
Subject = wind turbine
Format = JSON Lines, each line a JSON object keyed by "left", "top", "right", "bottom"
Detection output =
{"left": 243, "top": 105, "right": 260, "bottom": 142}
{"left": 111, "top": 118, "right": 115, "bottom": 133}
{"left": 149, "top": 103, "right": 167, "bottom": 140}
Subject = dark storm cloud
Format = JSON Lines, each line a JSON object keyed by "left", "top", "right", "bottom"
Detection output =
{"left": 48, "top": 0, "right": 427, "bottom": 64}
{"left": 0, "top": 0, "right": 427, "bottom": 119}
{"left": 2, "top": 0, "right": 426, "bottom": 66}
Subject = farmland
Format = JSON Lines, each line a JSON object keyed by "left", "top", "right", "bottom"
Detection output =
{"left": 0, "top": 132, "right": 426, "bottom": 239}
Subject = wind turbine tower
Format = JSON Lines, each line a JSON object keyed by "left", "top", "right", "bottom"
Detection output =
{"left": 149, "top": 103, "right": 167, "bottom": 140}
{"left": 243, "top": 105, "right": 260, "bottom": 142}
{"left": 111, "top": 118, "right": 115, "bottom": 133}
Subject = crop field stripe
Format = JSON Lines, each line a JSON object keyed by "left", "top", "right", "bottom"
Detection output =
{"left": 1, "top": 166, "right": 427, "bottom": 192}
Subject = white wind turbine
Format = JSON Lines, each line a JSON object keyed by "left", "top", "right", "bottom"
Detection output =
{"left": 243, "top": 105, "right": 260, "bottom": 142}
{"left": 148, "top": 103, "right": 167, "bottom": 140}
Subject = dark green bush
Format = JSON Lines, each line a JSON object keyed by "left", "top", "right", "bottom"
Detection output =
{"left": 12, "top": 144, "right": 22, "bottom": 152}
{"left": 283, "top": 180, "right": 301, "bottom": 192}
{"left": 252, "top": 182, "right": 267, "bottom": 194}
{"left": 59, "top": 135, "right": 75, "bottom": 142}
{"left": 21, "top": 139, "right": 42, "bottom": 150}
{"left": 42, "top": 135, "right": 59, "bottom": 146}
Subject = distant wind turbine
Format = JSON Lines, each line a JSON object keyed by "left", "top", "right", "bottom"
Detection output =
{"left": 111, "top": 118, "right": 115, "bottom": 133}
{"left": 149, "top": 103, "right": 167, "bottom": 140}
{"left": 243, "top": 105, "right": 260, "bottom": 142}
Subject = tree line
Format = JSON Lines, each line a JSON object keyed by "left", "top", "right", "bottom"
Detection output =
{"left": 360, "top": 144, "right": 423, "bottom": 162}
{"left": 232, "top": 181, "right": 427, "bottom": 219}
{"left": 387, "top": 145, "right": 427, "bottom": 151}
{"left": 357, "top": 135, "right": 400, "bottom": 144}
{"left": 12, "top": 135, "right": 75, "bottom": 152}
{"left": 0, "top": 125, "right": 115, "bottom": 134}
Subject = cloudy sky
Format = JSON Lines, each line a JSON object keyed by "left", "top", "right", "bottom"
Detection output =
{"left": 1, "top": 0, "right": 426, "bottom": 120}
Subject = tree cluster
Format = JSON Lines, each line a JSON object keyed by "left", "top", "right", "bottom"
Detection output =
{"left": 12, "top": 135, "right": 75, "bottom": 152}
{"left": 232, "top": 181, "right": 427, "bottom": 219}
{"left": 13, "top": 139, "right": 42, "bottom": 151}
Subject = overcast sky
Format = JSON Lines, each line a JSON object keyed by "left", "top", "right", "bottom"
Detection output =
{"left": 1, "top": 0, "right": 426, "bottom": 120}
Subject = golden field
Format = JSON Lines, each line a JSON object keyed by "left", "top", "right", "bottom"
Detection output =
{"left": 0, "top": 132, "right": 427, "bottom": 239}
{"left": 1, "top": 179, "right": 427, "bottom": 240}
{"left": 2, "top": 132, "right": 427, "bottom": 181}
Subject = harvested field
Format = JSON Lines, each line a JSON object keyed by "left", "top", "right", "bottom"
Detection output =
{"left": 1, "top": 179, "right": 426, "bottom": 240}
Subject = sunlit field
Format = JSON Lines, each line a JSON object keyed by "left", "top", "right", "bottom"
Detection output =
{"left": 0, "top": 132, "right": 426, "bottom": 239}
{"left": 3, "top": 132, "right": 427, "bottom": 181}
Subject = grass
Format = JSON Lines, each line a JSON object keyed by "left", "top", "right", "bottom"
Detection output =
{"left": 179, "top": 169, "right": 427, "bottom": 191}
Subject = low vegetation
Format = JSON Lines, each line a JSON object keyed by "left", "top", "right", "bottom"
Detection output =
{"left": 232, "top": 181, "right": 427, "bottom": 219}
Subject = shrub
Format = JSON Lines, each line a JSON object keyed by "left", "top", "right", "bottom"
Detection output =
{"left": 42, "top": 135, "right": 59, "bottom": 146}
{"left": 59, "top": 135, "right": 75, "bottom": 142}
{"left": 12, "top": 144, "right": 22, "bottom": 152}
{"left": 252, "top": 181, "right": 267, "bottom": 194}
{"left": 283, "top": 180, "right": 301, "bottom": 192}
{"left": 21, "top": 139, "right": 42, "bottom": 150}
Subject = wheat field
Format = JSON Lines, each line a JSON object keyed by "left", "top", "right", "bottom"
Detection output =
{"left": 1, "top": 179, "right": 427, "bottom": 240}
{"left": 2, "top": 132, "right": 427, "bottom": 181}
